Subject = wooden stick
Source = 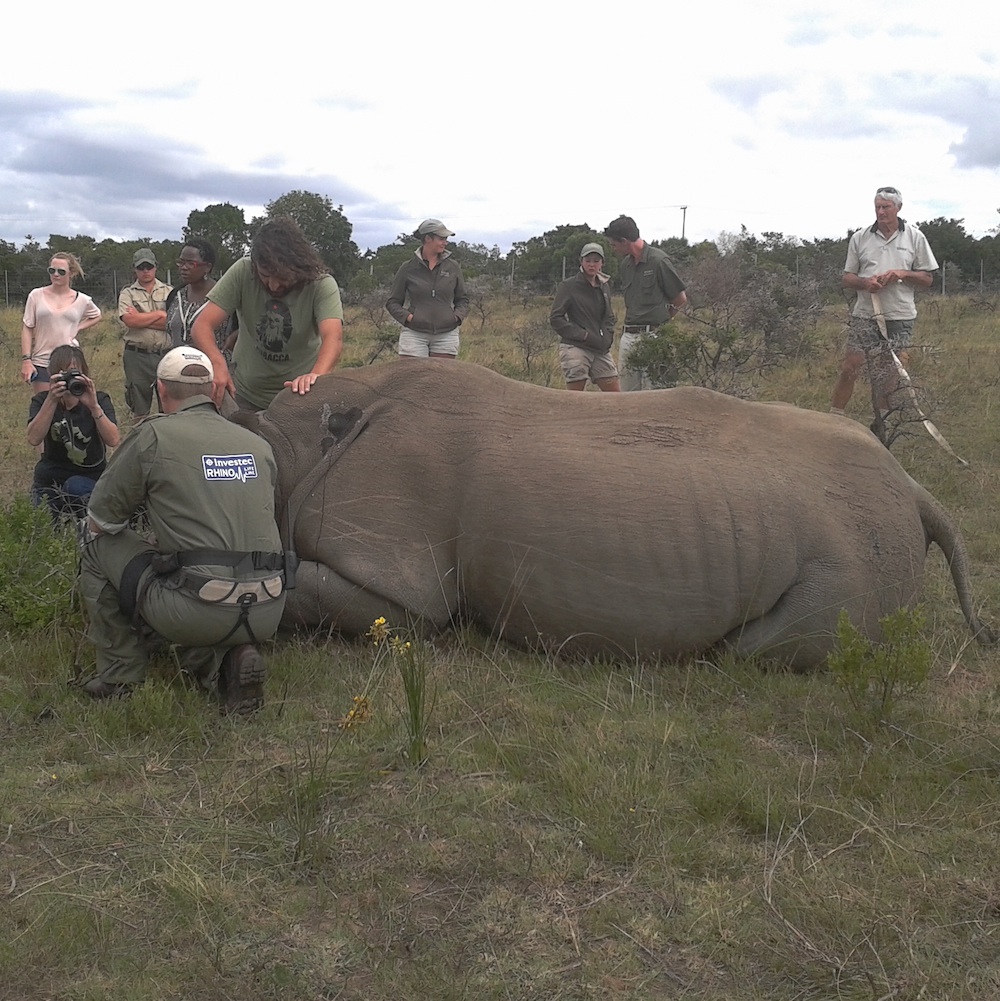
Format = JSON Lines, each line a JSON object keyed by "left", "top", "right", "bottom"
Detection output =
{"left": 870, "top": 291, "right": 968, "bottom": 467}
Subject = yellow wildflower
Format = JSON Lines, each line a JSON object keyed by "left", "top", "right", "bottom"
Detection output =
{"left": 367, "top": 616, "right": 390, "bottom": 645}
{"left": 338, "top": 694, "right": 371, "bottom": 729}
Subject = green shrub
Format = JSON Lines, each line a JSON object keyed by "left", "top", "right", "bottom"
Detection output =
{"left": 827, "top": 606, "right": 932, "bottom": 727}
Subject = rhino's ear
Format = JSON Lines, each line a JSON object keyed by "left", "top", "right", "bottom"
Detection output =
{"left": 327, "top": 406, "right": 363, "bottom": 442}
{"left": 229, "top": 411, "right": 260, "bottom": 434}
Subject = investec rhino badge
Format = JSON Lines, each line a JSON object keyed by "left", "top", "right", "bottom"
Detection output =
{"left": 201, "top": 454, "right": 259, "bottom": 483}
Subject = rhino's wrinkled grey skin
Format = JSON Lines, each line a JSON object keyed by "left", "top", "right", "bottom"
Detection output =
{"left": 243, "top": 361, "right": 990, "bottom": 668}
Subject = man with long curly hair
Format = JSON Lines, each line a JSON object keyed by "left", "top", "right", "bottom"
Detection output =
{"left": 191, "top": 216, "right": 344, "bottom": 411}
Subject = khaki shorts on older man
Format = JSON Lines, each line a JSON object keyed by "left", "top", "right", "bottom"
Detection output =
{"left": 847, "top": 316, "right": 914, "bottom": 353}
{"left": 558, "top": 343, "right": 619, "bottom": 385}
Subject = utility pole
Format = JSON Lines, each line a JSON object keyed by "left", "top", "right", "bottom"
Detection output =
{"left": 680, "top": 206, "right": 687, "bottom": 241}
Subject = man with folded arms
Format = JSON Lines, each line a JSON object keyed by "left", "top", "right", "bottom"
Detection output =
{"left": 118, "top": 247, "right": 172, "bottom": 416}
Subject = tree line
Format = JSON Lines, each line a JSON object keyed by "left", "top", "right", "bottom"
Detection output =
{"left": 2, "top": 190, "right": 999, "bottom": 310}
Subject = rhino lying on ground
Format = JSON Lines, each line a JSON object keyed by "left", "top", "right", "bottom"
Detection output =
{"left": 239, "top": 361, "right": 991, "bottom": 668}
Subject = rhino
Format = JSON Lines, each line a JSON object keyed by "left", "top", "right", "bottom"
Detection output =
{"left": 237, "top": 360, "right": 991, "bottom": 668}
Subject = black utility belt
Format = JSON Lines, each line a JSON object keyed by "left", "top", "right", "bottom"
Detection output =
{"left": 622, "top": 324, "right": 660, "bottom": 333}
{"left": 151, "top": 549, "right": 291, "bottom": 576}
{"left": 151, "top": 548, "right": 297, "bottom": 602}
{"left": 124, "top": 343, "right": 167, "bottom": 355}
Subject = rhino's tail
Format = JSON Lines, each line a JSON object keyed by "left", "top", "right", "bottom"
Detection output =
{"left": 916, "top": 485, "right": 997, "bottom": 645}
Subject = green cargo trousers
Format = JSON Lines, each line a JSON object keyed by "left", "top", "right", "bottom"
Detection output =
{"left": 79, "top": 529, "right": 286, "bottom": 688}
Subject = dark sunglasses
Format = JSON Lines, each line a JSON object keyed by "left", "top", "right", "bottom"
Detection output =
{"left": 47, "top": 266, "right": 68, "bottom": 276}
{"left": 877, "top": 187, "right": 899, "bottom": 195}
{"left": 135, "top": 263, "right": 156, "bottom": 271}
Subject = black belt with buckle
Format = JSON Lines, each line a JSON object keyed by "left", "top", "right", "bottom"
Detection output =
{"left": 124, "top": 343, "right": 166, "bottom": 354}
{"left": 622, "top": 324, "right": 659, "bottom": 333}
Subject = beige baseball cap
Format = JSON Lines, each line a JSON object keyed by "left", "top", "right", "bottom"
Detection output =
{"left": 156, "top": 346, "right": 214, "bottom": 383}
{"left": 417, "top": 218, "right": 455, "bottom": 238}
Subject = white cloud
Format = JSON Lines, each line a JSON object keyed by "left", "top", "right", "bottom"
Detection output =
{"left": 0, "top": 0, "right": 996, "bottom": 255}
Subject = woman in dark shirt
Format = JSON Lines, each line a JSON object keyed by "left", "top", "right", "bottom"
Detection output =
{"left": 27, "top": 344, "right": 120, "bottom": 520}
{"left": 165, "top": 237, "right": 236, "bottom": 357}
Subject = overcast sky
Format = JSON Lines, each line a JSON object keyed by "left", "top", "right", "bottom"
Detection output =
{"left": 1, "top": 1, "right": 996, "bottom": 257}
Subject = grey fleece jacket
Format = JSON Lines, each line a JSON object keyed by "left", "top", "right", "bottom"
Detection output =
{"left": 549, "top": 270, "right": 616, "bottom": 352}
{"left": 386, "top": 250, "right": 470, "bottom": 334}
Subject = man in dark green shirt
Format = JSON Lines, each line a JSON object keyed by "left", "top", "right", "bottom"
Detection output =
{"left": 604, "top": 215, "right": 687, "bottom": 391}
{"left": 79, "top": 346, "right": 288, "bottom": 714}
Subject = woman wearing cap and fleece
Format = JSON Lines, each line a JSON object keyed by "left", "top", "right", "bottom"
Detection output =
{"left": 386, "top": 219, "right": 470, "bottom": 359}
{"left": 549, "top": 242, "right": 620, "bottom": 392}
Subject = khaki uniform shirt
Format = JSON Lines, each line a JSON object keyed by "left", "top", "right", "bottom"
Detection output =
{"left": 118, "top": 278, "right": 173, "bottom": 351}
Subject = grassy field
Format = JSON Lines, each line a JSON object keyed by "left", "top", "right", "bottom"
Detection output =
{"left": 2, "top": 295, "right": 1000, "bottom": 1000}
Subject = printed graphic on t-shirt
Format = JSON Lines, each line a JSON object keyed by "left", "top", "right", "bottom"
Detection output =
{"left": 50, "top": 416, "right": 92, "bottom": 466}
{"left": 256, "top": 299, "right": 292, "bottom": 361}
{"left": 202, "top": 454, "right": 259, "bottom": 483}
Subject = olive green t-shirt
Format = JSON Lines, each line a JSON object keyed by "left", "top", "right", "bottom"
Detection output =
{"left": 209, "top": 257, "right": 344, "bottom": 409}
{"left": 619, "top": 245, "right": 686, "bottom": 325}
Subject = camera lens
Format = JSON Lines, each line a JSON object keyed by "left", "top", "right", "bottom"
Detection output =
{"left": 60, "top": 369, "right": 87, "bottom": 397}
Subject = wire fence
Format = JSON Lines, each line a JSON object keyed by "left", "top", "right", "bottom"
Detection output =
{"left": 1, "top": 268, "right": 181, "bottom": 311}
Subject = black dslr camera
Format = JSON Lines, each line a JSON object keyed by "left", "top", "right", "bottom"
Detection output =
{"left": 55, "top": 369, "right": 87, "bottom": 397}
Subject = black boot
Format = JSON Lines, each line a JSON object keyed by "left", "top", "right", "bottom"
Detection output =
{"left": 218, "top": 645, "right": 266, "bottom": 716}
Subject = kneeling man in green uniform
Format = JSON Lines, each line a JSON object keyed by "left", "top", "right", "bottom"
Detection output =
{"left": 80, "top": 346, "right": 290, "bottom": 714}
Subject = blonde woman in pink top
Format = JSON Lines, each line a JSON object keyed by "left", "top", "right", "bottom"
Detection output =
{"left": 20, "top": 252, "right": 102, "bottom": 393}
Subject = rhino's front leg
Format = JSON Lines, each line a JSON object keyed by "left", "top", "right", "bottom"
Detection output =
{"left": 282, "top": 559, "right": 413, "bottom": 636}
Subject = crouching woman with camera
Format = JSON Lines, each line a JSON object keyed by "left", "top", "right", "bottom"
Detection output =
{"left": 27, "top": 344, "right": 120, "bottom": 520}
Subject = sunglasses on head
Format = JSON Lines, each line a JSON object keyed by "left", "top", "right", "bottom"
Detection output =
{"left": 877, "top": 187, "right": 899, "bottom": 195}
{"left": 135, "top": 263, "right": 155, "bottom": 271}
{"left": 47, "top": 266, "right": 68, "bottom": 276}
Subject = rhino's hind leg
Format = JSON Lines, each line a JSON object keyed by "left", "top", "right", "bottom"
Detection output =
{"left": 282, "top": 559, "right": 413, "bottom": 637}
{"left": 722, "top": 583, "right": 854, "bottom": 670}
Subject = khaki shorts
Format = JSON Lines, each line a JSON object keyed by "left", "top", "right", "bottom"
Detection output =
{"left": 847, "top": 316, "right": 914, "bottom": 353}
{"left": 558, "top": 343, "right": 619, "bottom": 384}
{"left": 398, "top": 327, "right": 460, "bottom": 357}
